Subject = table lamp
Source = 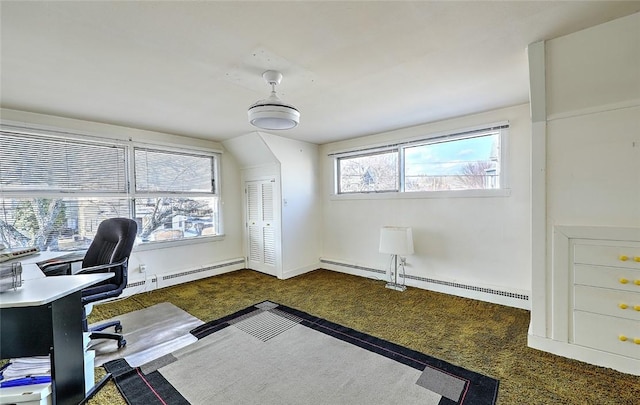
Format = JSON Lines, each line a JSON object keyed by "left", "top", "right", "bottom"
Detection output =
{"left": 379, "top": 226, "right": 414, "bottom": 291}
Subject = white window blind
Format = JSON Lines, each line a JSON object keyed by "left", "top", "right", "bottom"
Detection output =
{"left": 134, "top": 148, "right": 214, "bottom": 194}
{"left": 0, "top": 132, "right": 127, "bottom": 193}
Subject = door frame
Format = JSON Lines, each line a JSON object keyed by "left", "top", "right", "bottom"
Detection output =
{"left": 242, "top": 170, "right": 282, "bottom": 278}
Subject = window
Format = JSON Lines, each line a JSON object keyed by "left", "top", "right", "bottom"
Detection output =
{"left": 404, "top": 132, "right": 500, "bottom": 192}
{"left": 133, "top": 148, "right": 218, "bottom": 243}
{"left": 333, "top": 124, "right": 507, "bottom": 195}
{"left": 337, "top": 150, "right": 398, "bottom": 194}
{"left": 0, "top": 129, "right": 220, "bottom": 251}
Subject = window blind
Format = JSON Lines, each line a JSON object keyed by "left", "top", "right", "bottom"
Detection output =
{"left": 0, "top": 132, "right": 127, "bottom": 192}
{"left": 134, "top": 148, "right": 214, "bottom": 193}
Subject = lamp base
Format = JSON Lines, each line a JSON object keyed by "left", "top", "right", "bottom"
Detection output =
{"left": 385, "top": 282, "right": 407, "bottom": 292}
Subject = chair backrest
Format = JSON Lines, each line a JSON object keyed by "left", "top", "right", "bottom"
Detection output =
{"left": 82, "top": 218, "right": 137, "bottom": 301}
{"left": 83, "top": 218, "right": 137, "bottom": 268}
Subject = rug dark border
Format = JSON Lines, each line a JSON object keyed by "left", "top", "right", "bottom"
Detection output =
{"left": 105, "top": 301, "right": 498, "bottom": 405}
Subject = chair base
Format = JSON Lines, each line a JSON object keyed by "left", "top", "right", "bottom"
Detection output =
{"left": 90, "top": 331, "right": 126, "bottom": 348}
{"left": 88, "top": 320, "right": 126, "bottom": 348}
{"left": 91, "top": 319, "right": 123, "bottom": 334}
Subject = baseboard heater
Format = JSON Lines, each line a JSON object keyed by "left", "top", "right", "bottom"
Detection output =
{"left": 161, "top": 259, "right": 245, "bottom": 282}
{"left": 320, "top": 259, "right": 529, "bottom": 303}
{"left": 125, "top": 259, "right": 245, "bottom": 291}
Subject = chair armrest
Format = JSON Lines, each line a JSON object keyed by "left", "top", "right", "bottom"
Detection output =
{"left": 77, "top": 258, "right": 128, "bottom": 275}
{"left": 38, "top": 257, "right": 83, "bottom": 271}
{"left": 39, "top": 254, "right": 86, "bottom": 276}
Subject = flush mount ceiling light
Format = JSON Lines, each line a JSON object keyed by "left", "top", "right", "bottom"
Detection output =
{"left": 248, "top": 70, "right": 300, "bottom": 130}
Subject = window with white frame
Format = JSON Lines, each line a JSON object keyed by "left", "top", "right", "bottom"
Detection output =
{"left": 337, "top": 149, "right": 399, "bottom": 193}
{"left": 133, "top": 147, "right": 218, "bottom": 243}
{"left": 334, "top": 124, "right": 507, "bottom": 195}
{"left": 0, "top": 129, "right": 220, "bottom": 251}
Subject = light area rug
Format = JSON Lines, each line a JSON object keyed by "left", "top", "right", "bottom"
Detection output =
{"left": 90, "top": 302, "right": 204, "bottom": 367}
{"left": 104, "top": 301, "right": 499, "bottom": 405}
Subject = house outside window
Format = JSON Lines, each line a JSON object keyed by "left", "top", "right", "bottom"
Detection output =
{"left": 337, "top": 150, "right": 398, "bottom": 194}
{"left": 0, "top": 128, "right": 220, "bottom": 251}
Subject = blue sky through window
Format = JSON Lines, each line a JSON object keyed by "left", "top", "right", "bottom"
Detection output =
{"left": 405, "top": 134, "right": 497, "bottom": 176}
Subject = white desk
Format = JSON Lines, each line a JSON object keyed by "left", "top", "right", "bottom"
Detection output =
{"left": 0, "top": 273, "right": 111, "bottom": 405}
{"left": 0, "top": 273, "right": 112, "bottom": 308}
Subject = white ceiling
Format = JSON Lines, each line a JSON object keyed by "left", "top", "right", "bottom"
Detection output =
{"left": 2, "top": 1, "right": 639, "bottom": 145}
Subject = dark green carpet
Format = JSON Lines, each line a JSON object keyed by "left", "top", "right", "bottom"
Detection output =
{"left": 87, "top": 269, "right": 640, "bottom": 404}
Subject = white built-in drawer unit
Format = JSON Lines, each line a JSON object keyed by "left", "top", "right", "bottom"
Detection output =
{"left": 572, "top": 240, "right": 640, "bottom": 360}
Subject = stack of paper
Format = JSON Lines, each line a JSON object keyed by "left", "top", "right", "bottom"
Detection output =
{"left": 0, "top": 357, "right": 51, "bottom": 387}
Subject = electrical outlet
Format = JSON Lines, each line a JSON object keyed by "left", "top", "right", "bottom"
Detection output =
{"left": 139, "top": 264, "right": 147, "bottom": 273}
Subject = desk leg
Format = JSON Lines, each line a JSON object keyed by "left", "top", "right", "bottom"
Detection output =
{"left": 50, "top": 290, "right": 85, "bottom": 405}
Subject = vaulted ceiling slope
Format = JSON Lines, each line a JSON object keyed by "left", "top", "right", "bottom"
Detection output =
{"left": 1, "top": 1, "right": 639, "bottom": 145}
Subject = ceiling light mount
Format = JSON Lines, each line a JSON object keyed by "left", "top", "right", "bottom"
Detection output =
{"left": 248, "top": 70, "right": 300, "bottom": 130}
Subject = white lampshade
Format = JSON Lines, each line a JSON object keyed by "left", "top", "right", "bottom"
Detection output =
{"left": 379, "top": 226, "right": 414, "bottom": 255}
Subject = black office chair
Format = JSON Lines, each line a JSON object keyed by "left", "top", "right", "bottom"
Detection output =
{"left": 41, "top": 217, "right": 137, "bottom": 348}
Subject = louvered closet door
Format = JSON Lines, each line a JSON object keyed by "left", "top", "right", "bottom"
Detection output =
{"left": 246, "top": 179, "right": 277, "bottom": 276}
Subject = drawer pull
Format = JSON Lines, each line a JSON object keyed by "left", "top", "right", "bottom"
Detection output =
{"left": 635, "top": 280, "right": 640, "bottom": 286}
{"left": 635, "top": 338, "right": 640, "bottom": 345}
{"left": 634, "top": 256, "right": 640, "bottom": 262}
{"left": 619, "top": 335, "right": 628, "bottom": 342}
{"left": 619, "top": 303, "right": 628, "bottom": 309}
{"left": 634, "top": 305, "right": 640, "bottom": 311}
{"left": 619, "top": 278, "right": 629, "bottom": 284}
{"left": 619, "top": 255, "right": 629, "bottom": 261}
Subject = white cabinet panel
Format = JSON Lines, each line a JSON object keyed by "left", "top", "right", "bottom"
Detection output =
{"left": 574, "top": 285, "right": 640, "bottom": 321}
{"left": 574, "top": 311, "right": 640, "bottom": 360}
{"left": 574, "top": 264, "right": 640, "bottom": 293}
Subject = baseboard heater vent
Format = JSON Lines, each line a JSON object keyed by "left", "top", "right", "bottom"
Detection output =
{"left": 321, "top": 259, "right": 529, "bottom": 301}
{"left": 320, "top": 259, "right": 386, "bottom": 275}
{"left": 126, "top": 280, "right": 146, "bottom": 289}
{"left": 401, "top": 274, "right": 529, "bottom": 301}
{"left": 162, "top": 259, "right": 245, "bottom": 281}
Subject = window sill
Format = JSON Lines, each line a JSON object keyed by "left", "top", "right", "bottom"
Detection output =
{"left": 329, "top": 188, "right": 511, "bottom": 200}
{"left": 133, "top": 234, "right": 225, "bottom": 252}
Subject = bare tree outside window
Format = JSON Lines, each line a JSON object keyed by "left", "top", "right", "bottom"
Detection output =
{"left": 338, "top": 151, "right": 398, "bottom": 193}
{"left": 0, "top": 131, "right": 220, "bottom": 251}
{"left": 335, "top": 128, "right": 504, "bottom": 194}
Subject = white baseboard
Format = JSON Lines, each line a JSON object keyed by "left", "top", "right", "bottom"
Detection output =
{"left": 122, "top": 257, "right": 245, "bottom": 296}
{"left": 527, "top": 333, "right": 640, "bottom": 376}
{"left": 281, "top": 262, "right": 320, "bottom": 280}
{"left": 320, "top": 257, "right": 530, "bottom": 310}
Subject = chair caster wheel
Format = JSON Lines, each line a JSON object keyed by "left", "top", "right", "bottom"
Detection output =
{"left": 115, "top": 325, "right": 123, "bottom": 333}
{"left": 118, "top": 339, "right": 127, "bottom": 348}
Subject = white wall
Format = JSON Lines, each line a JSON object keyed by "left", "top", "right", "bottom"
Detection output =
{"left": 0, "top": 108, "right": 245, "bottom": 288}
{"left": 528, "top": 12, "right": 640, "bottom": 337}
{"left": 320, "top": 104, "right": 531, "bottom": 308}
{"left": 223, "top": 132, "right": 322, "bottom": 279}
{"left": 527, "top": 13, "right": 640, "bottom": 373}
{"left": 545, "top": 12, "right": 640, "bottom": 229}
{"left": 261, "top": 133, "right": 322, "bottom": 278}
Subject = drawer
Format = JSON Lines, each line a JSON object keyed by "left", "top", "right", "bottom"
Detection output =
{"left": 574, "top": 264, "right": 640, "bottom": 292}
{"left": 573, "top": 311, "right": 640, "bottom": 360}
{"left": 574, "top": 243, "right": 640, "bottom": 269}
{"left": 574, "top": 285, "right": 640, "bottom": 321}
